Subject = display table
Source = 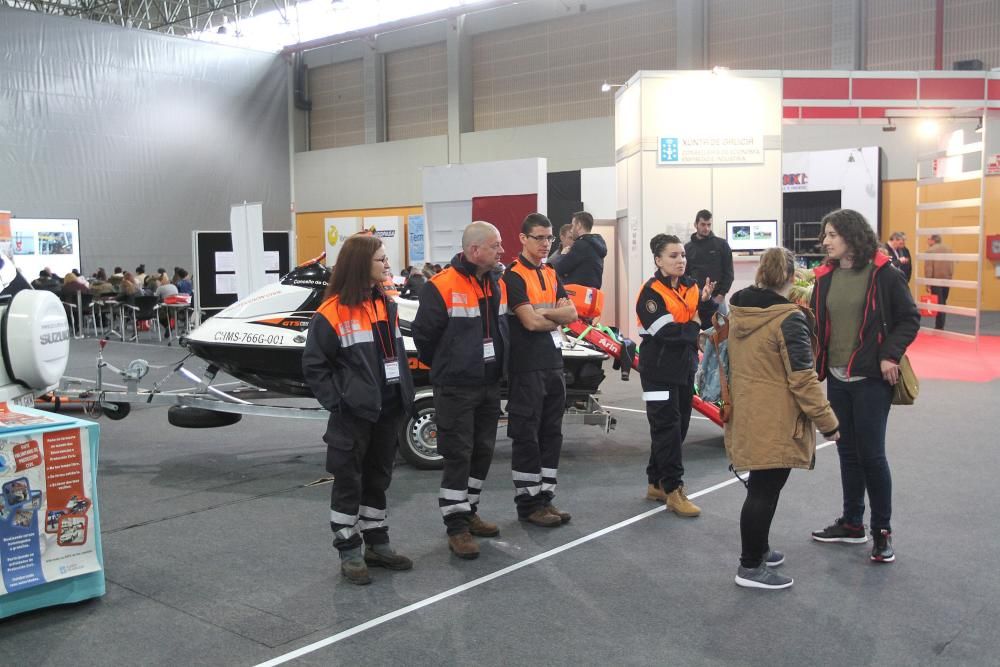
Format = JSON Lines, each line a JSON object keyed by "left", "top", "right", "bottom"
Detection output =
{"left": 0, "top": 404, "right": 104, "bottom": 619}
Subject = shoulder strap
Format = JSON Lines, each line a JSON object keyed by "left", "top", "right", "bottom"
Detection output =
{"left": 711, "top": 312, "right": 732, "bottom": 423}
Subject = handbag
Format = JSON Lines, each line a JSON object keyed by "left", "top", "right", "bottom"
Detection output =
{"left": 710, "top": 312, "right": 732, "bottom": 423}
{"left": 892, "top": 354, "right": 919, "bottom": 405}
{"left": 918, "top": 294, "right": 938, "bottom": 318}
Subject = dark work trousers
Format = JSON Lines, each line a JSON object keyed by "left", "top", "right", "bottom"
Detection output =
{"left": 325, "top": 405, "right": 404, "bottom": 553}
{"left": 641, "top": 377, "right": 693, "bottom": 493}
{"left": 435, "top": 382, "right": 502, "bottom": 535}
{"left": 739, "top": 468, "right": 792, "bottom": 568}
{"left": 930, "top": 286, "right": 950, "bottom": 329}
{"left": 828, "top": 376, "right": 894, "bottom": 532}
{"left": 507, "top": 368, "right": 566, "bottom": 518}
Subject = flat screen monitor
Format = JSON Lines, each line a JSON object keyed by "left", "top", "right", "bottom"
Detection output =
{"left": 726, "top": 219, "right": 779, "bottom": 252}
{"left": 9, "top": 218, "right": 82, "bottom": 281}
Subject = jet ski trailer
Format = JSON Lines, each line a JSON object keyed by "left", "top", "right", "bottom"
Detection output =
{"left": 40, "top": 259, "right": 619, "bottom": 470}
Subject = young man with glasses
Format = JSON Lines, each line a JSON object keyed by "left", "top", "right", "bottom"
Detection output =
{"left": 501, "top": 213, "right": 578, "bottom": 527}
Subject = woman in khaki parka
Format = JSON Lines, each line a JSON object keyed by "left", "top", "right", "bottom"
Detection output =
{"left": 725, "top": 248, "right": 839, "bottom": 590}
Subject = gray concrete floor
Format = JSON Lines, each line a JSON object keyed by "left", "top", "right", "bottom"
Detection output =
{"left": 1, "top": 337, "right": 998, "bottom": 665}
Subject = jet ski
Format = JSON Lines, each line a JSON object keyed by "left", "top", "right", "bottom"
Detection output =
{"left": 183, "top": 258, "right": 608, "bottom": 399}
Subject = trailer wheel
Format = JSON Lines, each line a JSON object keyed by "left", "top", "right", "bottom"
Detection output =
{"left": 167, "top": 405, "right": 242, "bottom": 428}
{"left": 398, "top": 397, "right": 443, "bottom": 470}
{"left": 102, "top": 402, "right": 131, "bottom": 420}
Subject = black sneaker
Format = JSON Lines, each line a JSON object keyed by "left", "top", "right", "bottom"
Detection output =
{"left": 870, "top": 529, "right": 895, "bottom": 563}
{"left": 812, "top": 517, "right": 868, "bottom": 544}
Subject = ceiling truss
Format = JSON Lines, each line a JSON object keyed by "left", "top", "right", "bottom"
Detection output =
{"left": 1, "top": 0, "right": 295, "bottom": 37}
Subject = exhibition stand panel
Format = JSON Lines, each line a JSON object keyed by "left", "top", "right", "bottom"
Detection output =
{"left": 0, "top": 406, "right": 104, "bottom": 620}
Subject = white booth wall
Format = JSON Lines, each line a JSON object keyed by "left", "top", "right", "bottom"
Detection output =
{"left": 615, "top": 71, "right": 782, "bottom": 340}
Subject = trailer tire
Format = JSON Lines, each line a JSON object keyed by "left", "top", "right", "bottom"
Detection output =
{"left": 398, "top": 396, "right": 443, "bottom": 470}
{"left": 167, "top": 405, "right": 242, "bottom": 428}
{"left": 102, "top": 402, "right": 131, "bottom": 420}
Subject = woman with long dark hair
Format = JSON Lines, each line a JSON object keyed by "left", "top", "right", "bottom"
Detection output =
{"left": 637, "top": 234, "right": 715, "bottom": 517}
{"left": 302, "top": 234, "right": 416, "bottom": 585}
{"left": 809, "top": 209, "right": 918, "bottom": 563}
{"left": 726, "top": 248, "right": 839, "bottom": 589}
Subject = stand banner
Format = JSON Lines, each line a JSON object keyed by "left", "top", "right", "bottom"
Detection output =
{"left": 0, "top": 413, "right": 101, "bottom": 597}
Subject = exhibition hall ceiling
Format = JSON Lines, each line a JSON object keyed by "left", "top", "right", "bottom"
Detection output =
{"left": 0, "top": 0, "right": 504, "bottom": 51}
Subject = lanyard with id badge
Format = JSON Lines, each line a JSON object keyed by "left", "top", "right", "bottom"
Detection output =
{"left": 365, "top": 297, "right": 400, "bottom": 385}
{"left": 469, "top": 275, "right": 497, "bottom": 364}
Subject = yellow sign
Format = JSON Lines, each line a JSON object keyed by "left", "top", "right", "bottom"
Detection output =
{"left": 326, "top": 225, "right": 339, "bottom": 247}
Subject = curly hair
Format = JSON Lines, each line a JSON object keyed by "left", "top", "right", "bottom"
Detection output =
{"left": 819, "top": 209, "right": 879, "bottom": 267}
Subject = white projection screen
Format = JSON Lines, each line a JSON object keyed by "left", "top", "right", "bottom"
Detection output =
{"left": 9, "top": 218, "right": 82, "bottom": 280}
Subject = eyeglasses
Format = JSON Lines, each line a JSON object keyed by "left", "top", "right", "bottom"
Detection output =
{"left": 525, "top": 234, "right": 555, "bottom": 243}
{"left": 373, "top": 256, "right": 390, "bottom": 264}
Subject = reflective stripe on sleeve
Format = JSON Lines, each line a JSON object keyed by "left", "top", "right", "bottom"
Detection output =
{"left": 645, "top": 313, "right": 675, "bottom": 335}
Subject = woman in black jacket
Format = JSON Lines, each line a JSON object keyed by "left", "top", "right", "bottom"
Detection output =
{"left": 809, "top": 209, "right": 919, "bottom": 563}
{"left": 636, "top": 234, "right": 715, "bottom": 517}
{"left": 302, "top": 234, "right": 416, "bottom": 585}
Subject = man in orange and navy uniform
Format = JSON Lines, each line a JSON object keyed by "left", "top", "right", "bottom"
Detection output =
{"left": 412, "top": 222, "right": 509, "bottom": 559}
{"left": 502, "top": 213, "right": 578, "bottom": 527}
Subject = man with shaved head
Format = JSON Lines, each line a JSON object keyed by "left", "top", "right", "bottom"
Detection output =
{"left": 412, "top": 221, "right": 509, "bottom": 560}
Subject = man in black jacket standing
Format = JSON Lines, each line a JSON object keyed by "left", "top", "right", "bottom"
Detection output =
{"left": 554, "top": 211, "right": 607, "bottom": 289}
{"left": 887, "top": 231, "right": 912, "bottom": 282}
{"left": 684, "top": 210, "right": 734, "bottom": 328}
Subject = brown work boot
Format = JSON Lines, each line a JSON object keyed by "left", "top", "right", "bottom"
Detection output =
{"left": 340, "top": 549, "right": 372, "bottom": 586}
{"left": 545, "top": 505, "right": 571, "bottom": 524}
{"left": 665, "top": 485, "right": 701, "bottom": 517}
{"left": 519, "top": 508, "right": 562, "bottom": 527}
{"left": 646, "top": 482, "right": 668, "bottom": 502}
{"left": 364, "top": 544, "right": 413, "bottom": 571}
{"left": 448, "top": 531, "right": 480, "bottom": 560}
{"left": 468, "top": 514, "right": 500, "bottom": 537}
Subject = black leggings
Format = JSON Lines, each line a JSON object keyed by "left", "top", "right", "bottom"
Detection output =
{"left": 739, "top": 468, "right": 791, "bottom": 569}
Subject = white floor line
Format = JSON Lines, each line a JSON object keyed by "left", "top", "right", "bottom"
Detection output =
{"left": 604, "top": 404, "right": 711, "bottom": 421}
{"left": 254, "top": 440, "right": 836, "bottom": 667}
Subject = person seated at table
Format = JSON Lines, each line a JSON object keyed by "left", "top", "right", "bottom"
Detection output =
{"left": 31, "top": 269, "right": 62, "bottom": 293}
{"left": 60, "top": 272, "right": 90, "bottom": 302}
{"left": 155, "top": 274, "right": 179, "bottom": 300}
{"left": 90, "top": 268, "right": 117, "bottom": 297}
{"left": 119, "top": 272, "right": 140, "bottom": 301}
{"left": 175, "top": 268, "right": 193, "bottom": 295}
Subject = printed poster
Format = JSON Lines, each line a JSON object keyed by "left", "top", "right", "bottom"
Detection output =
{"left": 363, "top": 216, "right": 403, "bottom": 274}
{"left": 0, "top": 427, "right": 101, "bottom": 596}
{"left": 408, "top": 214, "right": 425, "bottom": 265}
{"left": 324, "top": 217, "right": 360, "bottom": 266}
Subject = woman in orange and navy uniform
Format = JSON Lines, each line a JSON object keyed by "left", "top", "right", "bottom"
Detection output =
{"left": 302, "top": 234, "right": 416, "bottom": 586}
{"left": 636, "top": 233, "right": 715, "bottom": 518}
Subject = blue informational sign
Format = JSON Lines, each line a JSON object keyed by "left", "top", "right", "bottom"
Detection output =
{"left": 659, "top": 137, "right": 679, "bottom": 163}
{"left": 408, "top": 214, "right": 425, "bottom": 264}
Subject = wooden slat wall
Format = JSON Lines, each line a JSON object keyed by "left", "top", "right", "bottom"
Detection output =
{"left": 308, "top": 59, "right": 365, "bottom": 150}
{"left": 471, "top": 0, "right": 675, "bottom": 132}
{"left": 708, "top": 0, "right": 833, "bottom": 69}
{"left": 386, "top": 42, "right": 448, "bottom": 142}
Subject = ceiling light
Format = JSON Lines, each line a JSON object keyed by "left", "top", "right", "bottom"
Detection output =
{"left": 918, "top": 120, "right": 940, "bottom": 138}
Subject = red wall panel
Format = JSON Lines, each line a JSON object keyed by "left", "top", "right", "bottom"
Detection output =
{"left": 471, "top": 194, "right": 539, "bottom": 263}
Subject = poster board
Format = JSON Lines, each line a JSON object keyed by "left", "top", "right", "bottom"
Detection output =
{"left": 324, "top": 217, "right": 360, "bottom": 265}
{"left": 362, "top": 216, "right": 404, "bottom": 273}
{"left": 193, "top": 231, "right": 292, "bottom": 312}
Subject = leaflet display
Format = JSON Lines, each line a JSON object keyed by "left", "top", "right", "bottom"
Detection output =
{"left": 0, "top": 406, "right": 104, "bottom": 618}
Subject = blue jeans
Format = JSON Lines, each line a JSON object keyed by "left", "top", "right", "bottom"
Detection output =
{"left": 827, "top": 376, "right": 894, "bottom": 531}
